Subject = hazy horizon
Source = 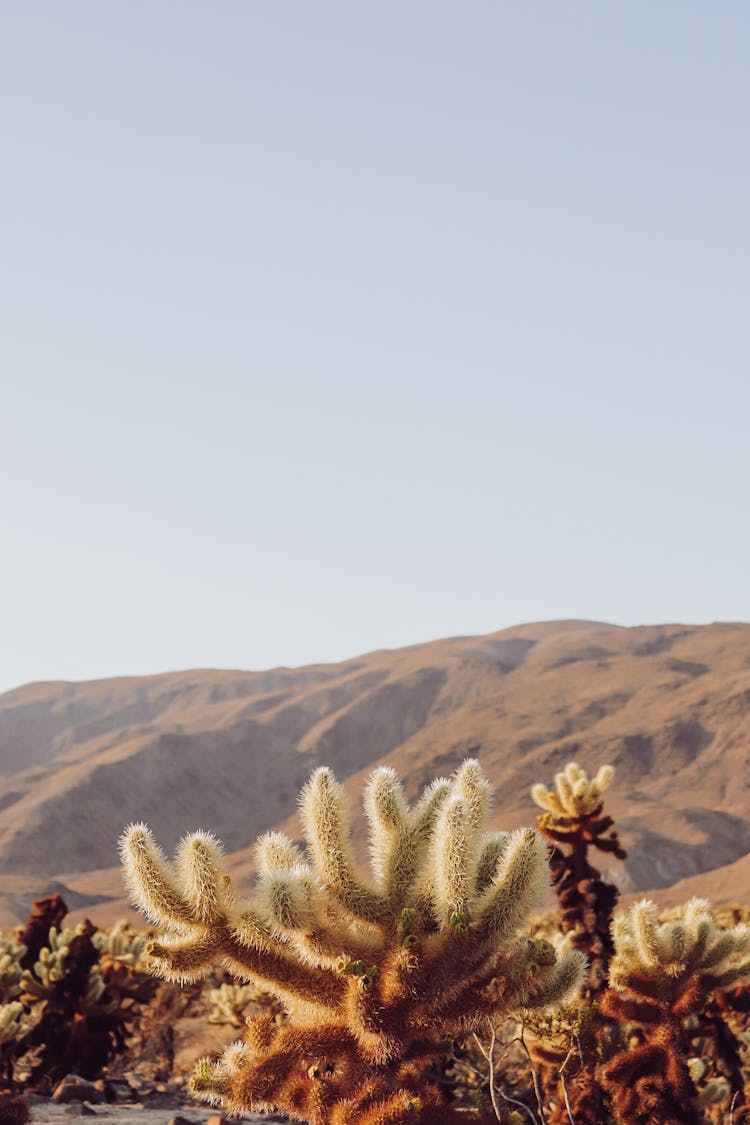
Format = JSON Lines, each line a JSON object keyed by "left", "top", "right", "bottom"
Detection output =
{"left": 4, "top": 616, "right": 749, "bottom": 696}
{"left": 3, "top": 3, "right": 749, "bottom": 695}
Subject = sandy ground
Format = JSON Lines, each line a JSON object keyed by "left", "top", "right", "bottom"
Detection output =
{"left": 29, "top": 1103, "right": 288, "bottom": 1125}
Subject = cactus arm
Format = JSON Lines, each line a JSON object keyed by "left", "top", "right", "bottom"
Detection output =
{"left": 120, "top": 823, "right": 194, "bottom": 928}
{"left": 475, "top": 828, "right": 549, "bottom": 946}
{"left": 299, "top": 768, "right": 389, "bottom": 925}
{"left": 431, "top": 796, "right": 475, "bottom": 926}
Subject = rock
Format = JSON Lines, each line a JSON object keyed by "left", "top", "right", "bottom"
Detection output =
{"left": 104, "top": 1080, "right": 136, "bottom": 1104}
{"left": 52, "top": 1077, "right": 104, "bottom": 1105}
{"left": 25, "top": 1093, "right": 49, "bottom": 1106}
{"left": 168, "top": 1117, "right": 195, "bottom": 1125}
{"left": 206, "top": 1117, "right": 231, "bottom": 1125}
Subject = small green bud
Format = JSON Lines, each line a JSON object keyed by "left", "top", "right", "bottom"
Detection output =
{"left": 340, "top": 959, "right": 367, "bottom": 976}
{"left": 450, "top": 911, "right": 469, "bottom": 938}
{"left": 356, "top": 964, "right": 380, "bottom": 991}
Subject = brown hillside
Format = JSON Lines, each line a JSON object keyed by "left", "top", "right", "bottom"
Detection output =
{"left": 1, "top": 620, "right": 749, "bottom": 929}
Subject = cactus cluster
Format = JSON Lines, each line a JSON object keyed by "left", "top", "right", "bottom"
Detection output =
{"left": 0, "top": 750, "right": 745, "bottom": 1123}
{"left": 600, "top": 898, "right": 750, "bottom": 1124}
{"left": 528, "top": 761, "right": 750, "bottom": 1125}
{"left": 0, "top": 897, "right": 155, "bottom": 1092}
{"left": 121, "top": 760, "right": 586, "bottom": 1124}
{"left": 608, "top": 897, "right": 750, "bottom": 998}
{"left": 206, "top": 982, "right": 264, "bottom": 1027}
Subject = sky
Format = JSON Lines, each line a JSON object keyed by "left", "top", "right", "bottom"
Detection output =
{"left": 2, "top": 2, "right": 749, "bottom": 694}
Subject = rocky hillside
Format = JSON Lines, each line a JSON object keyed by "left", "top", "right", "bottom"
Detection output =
{"left": 1, "top": 620, "right": 749, "bottom": 928}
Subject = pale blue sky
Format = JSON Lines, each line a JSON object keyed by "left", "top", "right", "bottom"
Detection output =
{"left": 2, "top": 3, "right": 749, "bottom": 693}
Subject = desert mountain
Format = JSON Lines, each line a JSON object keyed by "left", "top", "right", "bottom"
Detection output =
{"left": 1, "top": 620, "right": 749, "bottom": 929}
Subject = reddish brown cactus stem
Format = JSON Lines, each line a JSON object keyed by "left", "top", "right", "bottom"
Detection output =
{"left": 537, "top": 810, "right": 626, "bottom": 996}
{"left": 17, "top": 894, "right": 68, "bottom": 971}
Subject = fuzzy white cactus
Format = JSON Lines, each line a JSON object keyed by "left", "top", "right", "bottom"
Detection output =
{"left": 609, "top": 898, "right": 750, "bottom": 997}
{"left": 531, "top": 761, "right": 614, "bottom": 819}
{"left": 0, "top": 999, "right": 38, "bottom": 1045}
{"left": 92, "top": 919, "right": 149, "bottom": 971}
{"left": 121, "top": 759, "right": 586, "bottom": 1124}
{"left": 206, "top": 982, "right": 262, "bottom": 1027}
{"left": 0, "top": 938, "right": 27, "bottom": 1004}
{"left": 600, "top": 898, "right": 750, "bottom": 1124}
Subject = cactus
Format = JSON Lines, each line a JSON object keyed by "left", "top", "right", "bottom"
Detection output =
{"left": 206, "top": 982, "right": 263, "bottom": 1027}
{"left": 598, "top": 898, "right": 750, "bottom": 1124}
{"left": 0, "top": 942, "right": 27, "bottom": 1006}
{"left": 92, "top": 918, "right": 149, "bottom": 968}
{"left": 0, "top": 939, "right": 35, "bottom": 1087}
{"left": 0, "top": 1094, "right": 30, "bottom": 1125}
{"left": 529, "top": 761, "right": 627, "bottom": 1124}
{"left": 92, "top": 919, "right": 155, "bottom": 1003}
{"left": 532, "top": 761, "right": 625, "bottom": 993}
{"left": 0, "top": 1003, "right": 36, "bottom": 1047}
{"left": 121, "top": 760, "right": 586, "bottom": 1124}
{"left": 0, "top": 897, "right": 156, "bottom": 1091}
{"left": 17, "top": 894, "right": 67, "bottom": 971}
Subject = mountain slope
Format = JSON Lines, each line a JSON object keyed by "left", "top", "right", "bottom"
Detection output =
{"left": 1, "top": 619, "right": 749, "bottom": 927}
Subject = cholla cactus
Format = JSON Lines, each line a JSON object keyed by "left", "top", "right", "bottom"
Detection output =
{"left": 531, "top": 761, "right": 625, "bottom": 993}
{"left": 531, "top": 762, "right": 614, "bottom": 819}
{"left": 206, "top": 983, "right": 262, "bottom": 1027}
{"left": 608, "top": 898, "right": 750, "bottom": 1002}
{"left": 0, "top": 1001, "right": 37, "bottom": 1046}
{"left": 92, "top": 919, "right": 155, "bottom": 1003}
{"left": 529, "top": 762, "right": 627, "bottom": 1125}
{"left": 0, "top": 940, "right": 27, "bottom": 1005}
{"left": 599, "top": 899, "right": 750, "bottom": 1125}
{"left": 121, "top": 760, "right": 586, "bottom": 1125}
{"left": 20, "top": 923, "right": 97, "bottom": 1000}
{"left": 92, "top": 919, "right": 149, "bottom": 969}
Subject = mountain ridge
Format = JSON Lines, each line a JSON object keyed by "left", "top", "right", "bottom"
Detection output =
{"left": 1, "top": 619, "right": 749, "bottom": 928}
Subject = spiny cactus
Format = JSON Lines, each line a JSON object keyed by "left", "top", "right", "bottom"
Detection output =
{"left": 0, "top": 896, "right": 156, "bottom": 1092}
{"left": 0, "top": 1094, "right": 30, "bottom": 1125}
{"left": 206, "top": 982, "right": 263, "bottom": 1027}
{"left": 608, "top": 898, "right": 750, "bottom": 999}
{"left": 92, "top": 919, "right": 155, "bottom": 1003}
{"left": 529, "top": 761, "right": 627, "bottom": 1124}
{"left": 0, "top": 940, "right": 36, "bottom": 1086}
{"left": 599, "top": 898, "right": 750, "bottom": 1125}
{"left": 531, "top": 761, "right": 625, "bottom": 992}
{"left": 20, "top": 924, "right": 96, "bottom": 998}
{"left": 121, "top": 760, "right": 586, "bottom": 1124}
{"left": 531, "top": 762, "right": 615, "bottom": 819}
{"left": 92, "top": 918, "right": 149, "bottom": 968}
{"left": 0, "top": 942, "right": 26, "bottom": 1007}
